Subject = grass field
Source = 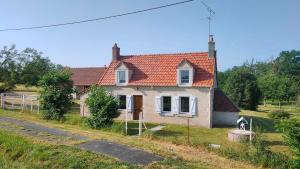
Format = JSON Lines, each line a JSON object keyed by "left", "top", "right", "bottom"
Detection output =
{"left": 0, "top": 102, "right": 299, "bottom": 168}
{"left": 0, "top": 129, "right": 134, "bottom": 169}
{"left": 0, "top": 109, "right": 259, "bottom": 169}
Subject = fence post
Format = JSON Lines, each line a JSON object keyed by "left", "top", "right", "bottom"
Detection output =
{"left": 125, "top": 110, "right": 128, "bottom": 136}
{"left": 22, "top": 94, "right": 25, "bottom": 110}
{"left": 187, "top": 118, "right": 190, "bottom": 145}
{"left": 250, "top": 118, "right": 253, "bottom": 142}
{"left": 0, "top": 94, "right": 3, "bottom": 109}
{"left": 139, "top": 112, "right": 142, "bottom": 136}
{"left": 37, "top": 101, "right": 40, "bottom": 113}
{"left": 1, "top": 94, "right": 5, "bottom": 109}
{"left": 31, "top": 100, "right": 33, "bottom": 112}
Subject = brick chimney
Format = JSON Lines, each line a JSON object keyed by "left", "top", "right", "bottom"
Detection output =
{"left": 208, "top": 35, "right": 216, "bottom": 58}
{"left": 112, "top": 43, "right": 120, "bottom": 61}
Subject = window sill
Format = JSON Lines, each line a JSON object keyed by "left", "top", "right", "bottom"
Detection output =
{"left": 177, "top": 113, "right": 193, "bottom": 118}
{"left": 116, "top": 83, "right": 128, "bottom": 86}
{"left": 118, "top": 109, "right": 128, "bottom": 113}
{"left": 161, "top": 112, "right": 175, "bottom": 117}
{"left": 178, "top": 84, "right": 192, "bottom": 87}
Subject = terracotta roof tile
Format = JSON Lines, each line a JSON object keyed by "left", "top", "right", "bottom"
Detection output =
{"left": 69, "top": 67, "right": 105, "bottom": 86}
{"left": 99, "top": 52, "right": 215, "bottom": 87}
{"left": 214, "top": 89, "right": 240, "bottom": 112}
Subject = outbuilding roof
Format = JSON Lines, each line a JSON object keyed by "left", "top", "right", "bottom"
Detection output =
{"left": 213, "top": 89, "right": 240, "bottom": 112}
{"left": 99, "top": 52, "right": 215, "bottom": 87}
{"left": 69, "top": 67, "right": 105, "bottom": 86}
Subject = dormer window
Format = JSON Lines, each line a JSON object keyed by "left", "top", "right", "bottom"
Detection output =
{"left": 177, "top": 59, "right": 194, "bottom": 86}
{"left": 180, "top": 70, "right": 190, "bottom": 84}
{"left": 117, "top": 70, "right": 126, "bottom": 84}
{"left": 115, "top": 62, "right": 132, "bottom": 86}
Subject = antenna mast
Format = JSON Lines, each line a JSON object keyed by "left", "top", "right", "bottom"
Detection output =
{"left": 201, "top": 1, "right": 215, "bottom": 36}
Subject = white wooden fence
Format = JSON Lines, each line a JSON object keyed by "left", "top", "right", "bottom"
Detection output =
{"left": 0, "top": 93, "right": 40, "bottom": 113}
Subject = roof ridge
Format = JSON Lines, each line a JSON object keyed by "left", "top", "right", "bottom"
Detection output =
{"left": 70, "top": 67, "right": 105, "bottom": 69}
{"left": 121, "top": 52, "right": 208, "bottom": 57}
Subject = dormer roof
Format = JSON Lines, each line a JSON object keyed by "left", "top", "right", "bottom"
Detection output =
{"left": 177, "top": 59, "right": 193, "bottom": 68}
{"left": 115, "top": 61, "right": 130, "bottom": 70}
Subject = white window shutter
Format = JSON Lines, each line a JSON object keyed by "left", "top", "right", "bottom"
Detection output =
{"left": 126, "top": 95, "right": 132, "bottom": 113}
{"left": 155, "top": 96, "right": 161, "bottom": 113}
{"left": 173, "top": 96, "right": 179, "bottom": 114}
{"left": 190, "top": 96, "right": 197, "bottom": 115}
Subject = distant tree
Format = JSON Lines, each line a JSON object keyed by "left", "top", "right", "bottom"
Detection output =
{"left": 217, "top": 70, "right": 230, "bottom": 90}
{"left": 253, "top": 61, "right": 273, "bottom": 76}
{"left": 39, "top": 71, "right": 74, "bottom": 120}
{"left": 20, "top": 48, "right": 55, "bottom": 86}
{"left": 0, "top": 45, "right": 19, "bottom": 92}
{"left": 85, "top": 86, "right": 119, "bottom": 129}
{"left": 273, "top": 50, "right": 300, "bottom": 78}
{"left": 258, "top": 72, "right": 297, "bottom": 107}
{"left": 224, "top": 67, "right": 260, "bottom": 110}
{"left": 273, "top": 50, "right": 300, "bottom": 95}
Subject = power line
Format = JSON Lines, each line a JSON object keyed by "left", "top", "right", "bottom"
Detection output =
{"left": 0, "top": 0, "right": 194, "bottom": 32}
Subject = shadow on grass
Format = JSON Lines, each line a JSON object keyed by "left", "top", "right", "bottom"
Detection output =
{"left": 266, "top": 140, "right": 285, "bottom": 146}
{"left": 154, "top": 130, "right": 183, "bottom": 137}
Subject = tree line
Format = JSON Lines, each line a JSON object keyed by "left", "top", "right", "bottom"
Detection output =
{"left": 218, "top": 50, "right": 300, "bottom": 110}
{"left": 0, "top": 45, "right": 62, "bottom": 92}
{"left": 1, "top": 45, "right": 299, "bottom": 111}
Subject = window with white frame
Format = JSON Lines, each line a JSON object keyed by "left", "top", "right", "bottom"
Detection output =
{"left": 180, "top": 70, "right": 190, "bottom": 84}
{"left": 180, "top": 96, "right": 190, "bottom": 113}
{"left": 162, "top": 96, "right": 171, "bottom": 112}
{"left": 117, "top": 70, "right": 126, "bottom": 84}
{"left": 118, "top": 95, "right": 126, "bottom": 109}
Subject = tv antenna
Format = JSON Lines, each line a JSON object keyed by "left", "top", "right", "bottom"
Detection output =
{"left": 201, "top": 1, "right": 215, "bottom": 36}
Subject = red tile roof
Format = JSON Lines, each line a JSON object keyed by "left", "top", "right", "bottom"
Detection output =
{"left": 214, "top": 89, "right": 240, "bottom": 112}
{"left": 99, "top": 52, "right": 215, "bottom": 87}
{"left": 69, "top": 67, "right": 105, "bottom": 86}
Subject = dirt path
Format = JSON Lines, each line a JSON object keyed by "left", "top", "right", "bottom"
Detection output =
{"left": 0, "top": 116, "right": 163, "bottom": 165}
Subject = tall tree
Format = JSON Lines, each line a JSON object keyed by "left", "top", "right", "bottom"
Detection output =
{"left": 20, "top": 48, "right": 55, "bottom": 86}
{"left": 224, "top": 67, "right": 260, "bottom": 110}
{"left": 273, "top": 50, "right": 300, "bottom": 95}
{"left": 0, "top": 45, "right": 19, "bottom": 92}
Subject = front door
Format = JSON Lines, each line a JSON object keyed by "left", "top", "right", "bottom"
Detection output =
{"left": 133, "top": 95, "right": 143, "bottom": 120}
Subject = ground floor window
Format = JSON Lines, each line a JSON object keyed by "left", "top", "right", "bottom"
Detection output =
{"left": 118, "top": 95, "right": 126, "bottom": 109}
{"left": 162, "top": 96, "right": 171, "bottom": 112}
{"left": 180, "top": 96, "right": 190, "bottom": 113}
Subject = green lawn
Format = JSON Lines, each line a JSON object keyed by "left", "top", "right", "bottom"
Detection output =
{"left": 0, "top": 109, "right": 257, "bottom": 169}
{"left": 240, "top": 104, "right": 300, "bottom": 156}
{"left": 0, "top": 129, "right": 134, "bottom": 169}
{"left": 1, "top": 103, "right": 299, "bottom": 168}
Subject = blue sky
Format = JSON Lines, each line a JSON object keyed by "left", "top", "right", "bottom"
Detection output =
{"left": 1, "top": 0, "right": 299, "bottom": 71}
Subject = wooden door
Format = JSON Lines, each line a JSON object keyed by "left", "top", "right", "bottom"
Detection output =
{"left": 133, "top": 95, "right": 143, "bottom": 120}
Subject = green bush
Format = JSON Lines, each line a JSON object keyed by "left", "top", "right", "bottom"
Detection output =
{"left": 277, "top": 119, "right": 300, "bottom": 168}
{"left": 85, "top": 86, "right": 120, "bottom": 129}
{"left": 268, "top": 110, "right": 290, "bottom": 120}
{"left": 39, "top": 71, "right": 74, "bottom": 121}
{"left": 217, "top": 129, "right": 291, "bottom": 168}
